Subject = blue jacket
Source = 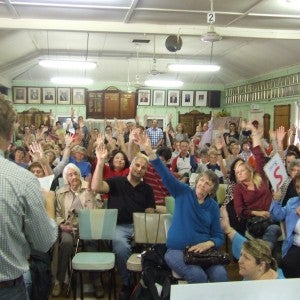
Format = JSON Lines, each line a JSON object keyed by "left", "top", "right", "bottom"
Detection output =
{"left": 270, "top": 197, "right": 300, "bottom": 257}
{"left": 150, "top": 157, "right": 224, "bottom": 250}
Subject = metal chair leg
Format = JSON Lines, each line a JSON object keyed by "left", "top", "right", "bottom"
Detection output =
{"left": 79, "top": 272, "right": 84, "bottom": 300}
{"left": 72, "top": 270, "right": 77, "bottom": 300}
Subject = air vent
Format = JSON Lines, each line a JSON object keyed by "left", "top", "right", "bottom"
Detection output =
{"left": 132, "top": 39, "right": 150, "bottom": 44}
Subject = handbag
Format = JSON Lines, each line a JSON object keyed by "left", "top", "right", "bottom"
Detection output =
{"left": 246, "top": 216, "right": 272, "bottom": 238}
{"left": 183, "top": 246, "right": 231, "bottom": 268}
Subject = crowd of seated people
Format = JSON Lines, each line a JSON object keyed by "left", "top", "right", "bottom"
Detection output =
{"left": 4, "top": 106, "right": 300, "bottom": 299}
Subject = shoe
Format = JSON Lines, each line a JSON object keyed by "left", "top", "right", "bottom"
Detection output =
{"left": 52, "top": 282, "right": 61, "bottom": 297}
{"left": 94, "top": 284, "right": 104, "bottom": 298}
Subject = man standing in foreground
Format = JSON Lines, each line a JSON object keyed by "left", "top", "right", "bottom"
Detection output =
{"left": 0, "top": 96, "right": 58, "bottom": 299}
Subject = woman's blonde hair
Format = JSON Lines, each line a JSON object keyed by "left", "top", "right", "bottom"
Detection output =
{"left": 236, "top": 162, "right": 262, "bottom": 189}
{"left": 243, "top": 238, "right": 277, "bottom": 271}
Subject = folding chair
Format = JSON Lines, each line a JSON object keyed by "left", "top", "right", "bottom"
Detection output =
{"left": 71, "top": 208, "right": 118, "bottom": 300}
{"left": 126, "top": 213, "right": 168, "bottom": 282}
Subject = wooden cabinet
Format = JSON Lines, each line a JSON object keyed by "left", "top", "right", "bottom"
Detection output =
{"left": 17, "top": 108, "right": 50, "bottom": 128}
{"left": 178, "top": 110, "right": 211, "bottom": 137}
{"left": 86, "top": 91, "right": 104, "bottom": 118}
{"left": 86, "top": 87, "right": 137, "bottom": 119}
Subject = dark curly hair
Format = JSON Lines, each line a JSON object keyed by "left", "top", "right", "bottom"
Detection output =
{"left": 108, "top": 149, "right": 130, "bottom": 170}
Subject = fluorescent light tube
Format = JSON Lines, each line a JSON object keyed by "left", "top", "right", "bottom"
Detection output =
{"left": 39, "top": 60, "right": 97, "bottom": 70}
{"left": 168, "top": 64, "right": 220, "bottom": 72}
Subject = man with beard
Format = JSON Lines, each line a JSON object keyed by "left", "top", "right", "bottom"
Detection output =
{"left": 91, "top": 143, "right": 155, "bottom": 298}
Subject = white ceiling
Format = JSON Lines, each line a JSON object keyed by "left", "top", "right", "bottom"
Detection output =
{"left": 0, "top": 0, "right": 300, "bottom": 89}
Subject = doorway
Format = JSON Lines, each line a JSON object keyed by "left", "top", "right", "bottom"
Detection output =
{"left": 274, "top": 104, "right": 291, "bottom": 148}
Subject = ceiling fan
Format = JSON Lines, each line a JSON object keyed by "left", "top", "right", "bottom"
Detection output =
{"left": 200, "top": 0, "right": 222, "bottom": 43}
{"left": 148, "top": 36, "right": 165, "bottom": 76}
{"left": 131, "top": 44, "right": 145, "bottom": 88}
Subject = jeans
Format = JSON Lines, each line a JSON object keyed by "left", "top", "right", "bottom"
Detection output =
{"left": 23, "top": 270, "right": 32, "bottom": 299}
{"left": 0, "top": 278, "right": 27, "bottom": 300}
{"left": 263, "top": 224, "right": 281, "bottom": 250}
{"left": 165, "top": 249, "right": 228, "bottom": 283}
{"left": 112, "top": 224, "right": 133, "bottom": 286}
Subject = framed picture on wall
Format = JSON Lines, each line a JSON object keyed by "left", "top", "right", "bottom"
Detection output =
{"left": 72, "top": 88, "right": 86, "bottom": 105}
{"left": 57, "top": 87, "right": 71, "bottom": 105}
{"left": 138, "top": 89, "right": 151, "bottom": 105}
{"left": 181, "top": 90, "right": 194, "bottom": 106}
{"left": 42, "top": 87, "right": 56, "bottom": 104}
{"left": 152, "top": 90, "right": 165, "bottom": 106}
{"left": 167, "top": 90, "right": 180, "bottom": 106}
{"left": 13, "top": 87, "right": 27, "bottom": 104}
{"left": 195, "top": 91, "right": 207, "bottom": 107}
{"left": 28, "top": 87, "right": 41, "bottom": 104}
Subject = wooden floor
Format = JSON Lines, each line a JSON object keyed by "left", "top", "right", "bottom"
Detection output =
{"left": 49, "top": 259, "right": 242, "bottom": 299}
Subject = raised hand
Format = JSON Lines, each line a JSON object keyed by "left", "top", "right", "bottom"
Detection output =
{"left": 96, "top": 133, "right": 105, "bottom": 146}
{"left": 29, "top": 141, "right": 45, "bottom": 161}
{"left": 95, "top": 143, "right": 108, "bottom": 161}
{"left": 64, "top": 133, "right": 73, "bottom": 147}
{"left": 276, "top": 126, "right": 286, "bottom": 142}
{"left": 215, "top": 137, "right": 224, "bottom": 151}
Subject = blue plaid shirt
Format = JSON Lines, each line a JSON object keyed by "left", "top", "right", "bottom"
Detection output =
{"left": 0, "top": 151, "right": 58, "bottom": 281}
{"left": 146, "top": 127, "right": 163, "bottom": 147}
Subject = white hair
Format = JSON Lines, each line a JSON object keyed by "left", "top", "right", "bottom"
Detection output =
{"left": 62, "top": 163, "right": 82, "bottom": 184}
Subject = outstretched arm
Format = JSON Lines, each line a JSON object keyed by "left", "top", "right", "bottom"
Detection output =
{"left": 90, "top": 140, "right": 110, "bottom": 193}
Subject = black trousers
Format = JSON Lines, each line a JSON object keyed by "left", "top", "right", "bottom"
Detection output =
{"left": 281, "top": 245, "right": 300, "bottom": 278}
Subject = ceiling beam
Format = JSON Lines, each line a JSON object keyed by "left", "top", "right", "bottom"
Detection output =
{"left": 0, "top": 18, "right": 300, "bottom": 40}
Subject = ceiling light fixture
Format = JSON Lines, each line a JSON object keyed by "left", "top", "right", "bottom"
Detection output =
{"left": 51, "top": 77, "right": 93, "bottom": 85}
{"left": 39, "top": 60, "right": 97, "bottom": 70}
{"left": 144, "top": 79, "right": 183, "bottom": 88}
{"left": 168, "top": 64, "right": 220, "bottom": 72}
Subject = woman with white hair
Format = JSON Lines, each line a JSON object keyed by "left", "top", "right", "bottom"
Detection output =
{"left": 52, "top": 163, "right": 103, "bottom": 298}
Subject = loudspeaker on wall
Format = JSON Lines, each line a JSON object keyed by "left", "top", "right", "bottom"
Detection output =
{"left": 207, "top": 91, "right": 221, "bottom": 108}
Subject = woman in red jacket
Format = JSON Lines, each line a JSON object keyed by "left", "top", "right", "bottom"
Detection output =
{"left": 233, "top": 122, "right": 281, "bottom": 249}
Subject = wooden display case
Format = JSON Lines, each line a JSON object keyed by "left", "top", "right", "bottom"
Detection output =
{"left": 17, "top": 108, "right": 51, "bottom": 128}
{"left": 86, "top": 87, "right": 136, "bottom": 119}
{"left": 178, "top": 110, "right": 211, "bottom": 137}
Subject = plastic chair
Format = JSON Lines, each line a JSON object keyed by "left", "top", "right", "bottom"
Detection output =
{"left": 165, "top": 196, "right": 175, "bottom": 215}
{"left": 126, "top": 213, "right": 168, "bottom": 279}
{"left": 216, "top": 183, "right": 228, "bottom": 206}
{"left": 71, "top": 209, "right": 118, "bottom": 300}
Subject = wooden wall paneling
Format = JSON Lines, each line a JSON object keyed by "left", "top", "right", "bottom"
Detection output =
{"left": 274, "top": 104, "right": 290, "bottom": 148}
{"left": 178, "top": 110, "right": 211, "bottom": 137}
{"left": 17, "top": 108, "right": 50, "bottom": 128}
{"left": 104, "top": 91, "right": 120, "bottom": 118}
{"left": 86, "top": 91, "right": 104, "bottom": 118}
{"left": 120, "top": 92, "right": 137, "bottom": 119}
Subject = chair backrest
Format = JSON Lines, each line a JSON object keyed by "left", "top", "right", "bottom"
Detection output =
{"left": 163, "top": 214, "right": 173, "bottom": 237}
{"left": 78, "top": 209, "right": 118, "bottom": 240}
{"left": 216, "top": 183, "right": 228, "bottom": 206}
{"left": 133, "top": 213, "right": 168, "bottom": 244}
{"left": 165, "top": 196, "right": 175, "bottom": 215}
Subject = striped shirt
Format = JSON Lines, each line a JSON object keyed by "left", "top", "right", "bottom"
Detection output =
{"left": 0, "top": 151, "right": 58, "bottom": 281}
